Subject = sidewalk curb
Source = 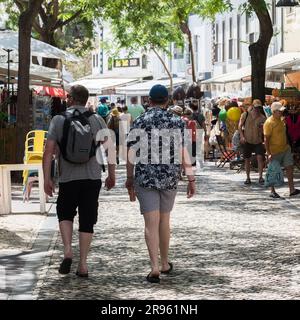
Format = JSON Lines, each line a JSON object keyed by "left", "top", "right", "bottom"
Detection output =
{"left": 7, "top": 202, "right": 58, "bottom": 300}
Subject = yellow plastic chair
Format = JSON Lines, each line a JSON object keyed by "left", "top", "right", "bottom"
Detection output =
{"left": 22, "top": 130, "right": 47, "bottom": 200}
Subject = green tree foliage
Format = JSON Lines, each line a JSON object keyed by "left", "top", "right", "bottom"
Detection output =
{"left": 0, "top": 0, "right": 105, "bottom": 57}
{"left": 105, "top": 0, "right": 272, "bottom": 101}
{"left": 104, "top": 0, "right": 232, "bottom": 86}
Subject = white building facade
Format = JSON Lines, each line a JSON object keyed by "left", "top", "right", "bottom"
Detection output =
{"left": 89, "top": 0, "right": 300, "bottom": 101}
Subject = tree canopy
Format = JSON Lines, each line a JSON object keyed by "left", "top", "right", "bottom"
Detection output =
{"left": 0, "top": 0, "right": 105, "bottom": 56}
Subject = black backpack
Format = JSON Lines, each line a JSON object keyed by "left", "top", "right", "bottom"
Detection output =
{"left": 59, "top": 109, "right": 97, "bottom": 164}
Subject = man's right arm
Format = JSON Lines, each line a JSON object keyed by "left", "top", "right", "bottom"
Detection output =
{"left": 43, "top": 139, "right": 56, "bottom": 197}
{"left": 264, "top": 122, "right": 273, "bottom": 161}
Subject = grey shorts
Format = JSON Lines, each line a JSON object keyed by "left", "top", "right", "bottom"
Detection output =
{"left": 134, "top": 184, "right": 177, "bottom": 215}
{"left": 272, "top": 147, "right": 294, "bottom": 168}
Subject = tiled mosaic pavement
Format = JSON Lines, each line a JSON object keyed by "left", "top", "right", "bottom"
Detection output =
{"left": 35, "top": 164, "right": 300, "bottom": 300}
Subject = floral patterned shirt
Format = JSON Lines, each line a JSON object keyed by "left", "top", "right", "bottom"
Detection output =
{"left": 127, "top": 107, "right": 185, "bottom": 190}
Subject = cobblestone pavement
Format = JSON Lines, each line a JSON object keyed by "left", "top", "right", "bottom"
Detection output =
{"left": 35, "top": 164, "right": 300, "bottom": 300}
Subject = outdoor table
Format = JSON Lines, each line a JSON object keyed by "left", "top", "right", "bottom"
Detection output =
{"left": 0, "top": 163, "right": 46, "bottom": 214}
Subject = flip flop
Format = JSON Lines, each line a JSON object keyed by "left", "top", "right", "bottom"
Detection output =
{"left": 161, "top": 262, "right": 173, "bottom": 274}
{"left": 146, "top": 273, "right": 160, "bottom": 283}
{"left": 76, "top": 270, "right": 89, "bottom": 278}
{"left": 290, "top": 189, "right": 300, "bottom": 197}
{"left": 58, "top": 258, "right": 72, "bottom": 274}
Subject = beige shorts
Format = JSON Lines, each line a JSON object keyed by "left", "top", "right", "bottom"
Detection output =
{"left": 134, "top": 184, "right": 177, "bottom": 215}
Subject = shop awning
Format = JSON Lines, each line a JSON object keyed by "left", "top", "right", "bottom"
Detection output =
{"left": 67, "top": 78, "right": 139, "bottom": 95}
{"left": 115, "top": 78, "right": 188, "bottom": 95}
{"left": 0, "top": 62, "right": 62, "bottom": 86}
{"left": 33, "top": 86, "right": 68, "bottom": 98}
{"left": 0, "top": 30, "right": 78, "bottom": 62}
{"left": 201, "top": 52, "right": 300, "bottom": 85}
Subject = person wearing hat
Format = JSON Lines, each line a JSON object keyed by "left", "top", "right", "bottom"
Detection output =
{"left": 263, "top": 102, "right": 300, "bottom": 198}
{"left": 239, "top": 99, "right": 266, "bottom": 185}
{"left": 126, "top": 84, "right": 196, "bottom": 283}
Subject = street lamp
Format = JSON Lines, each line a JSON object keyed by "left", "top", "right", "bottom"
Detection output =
{"left": 276, "top": 0, "right": 300, "bottom": 7}
{"left": 2, "top": 48, "right": 13, "bottom": 96}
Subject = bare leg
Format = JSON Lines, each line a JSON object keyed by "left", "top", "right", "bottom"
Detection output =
{"left": 245, "top": 158, "right": 251, "bottom": 180}
{"left": 78, "top": 232, "right": 93, "bottom": 273}
{"left": 59, "top": 220, "right": 73, "bottom": 259}
{"left": 257, "top": 155, "right": 265, "bottom": 179}
{"left": 285, "top": 165, "right": 295, "bottom": 194}
{"left": 159, "top": 213, "right": 171, "bottom": 271}
{"left": 143, "top": 211, "right": 160, "bottom": 276}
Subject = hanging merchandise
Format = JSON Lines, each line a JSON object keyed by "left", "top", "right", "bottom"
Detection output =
{"left": 219, "top": 109, "right": 227, "bottom": 121}
{"left": 227, "top": 107, "right": 242, "bottom": 122}
{"left": 32, "top": 95, "right": 52, "bottom": 130}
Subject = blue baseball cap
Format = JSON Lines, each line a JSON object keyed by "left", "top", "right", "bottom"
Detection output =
{"left": 149, "top": 84, "right": 169, "bottom": 102}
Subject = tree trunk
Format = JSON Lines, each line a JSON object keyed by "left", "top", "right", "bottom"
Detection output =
{"left": 151, "top": 47, "right": 173, "bottom": 93}
{"left": 16, "top": 0, "right": 44, "bottom": 164}
{"left": 180, "top": 22, "right": 196, "bottom": 83}
{"left": 249, "top": 0, "right": 273, "bottom": 104}
{"left": 187, "top": 29, "right": 196, "bottom": 83}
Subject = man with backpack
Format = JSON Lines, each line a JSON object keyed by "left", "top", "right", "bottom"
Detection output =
{"left": 43, "top": 85, "right": 116, "bottom": 277}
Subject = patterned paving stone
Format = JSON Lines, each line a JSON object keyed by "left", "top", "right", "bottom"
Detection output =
{"left": 35, "top": 164, "right": 300, "bottom": 300}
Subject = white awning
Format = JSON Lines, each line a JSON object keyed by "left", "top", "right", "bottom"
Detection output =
{"left": 0, "top": 30, "right": 78, "bottom": 62}
{"left": 0, "top": 62, "right": 62, "bottom": 86}
{"left": 67, "top": 78, "right": 139, "bottom": 95}
{"left": 115, "top": 78, "right": 188, "bottom": 95}
{"left": 202, "top": 52, "right": 300, "bottom": 84}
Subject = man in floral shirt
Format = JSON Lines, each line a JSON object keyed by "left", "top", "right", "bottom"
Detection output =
{"left": 126, "top": 84, "right": 196, "bottom": 283}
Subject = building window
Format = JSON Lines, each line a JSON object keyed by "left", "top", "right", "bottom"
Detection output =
{"left": 174, "top": 44, "right": 184, "bottom": 59}
{"left": 214, "top": 23, "right": 220, "bottom": 62}
{"left": 237, "top": 14, "right": 241, "bottom": 59}
{"left": 228, "top": 18, "right": 233, "bottom": 60}
{"left": 246, "top": 13, "right": 250, "bottom": 34}
{"left": 249, "top": 32, "right": 255, "bottom": 44}
{"left": 222, "top": 20, "right": 226, "bottom": 62}
{"left": 272, "top": 0, "right": 277, "bottom": 25}
{"left": 108, "top": 57, "right": 113, "bottom": 70}
{"left": 142, "top": 54, "right": 147, "bottom": 69}
{"left": 96, "top": 54, "right": 99, "bottom": 67}
{"left": 194, "top": 35, "right": 199, "bottom": 54}
{"left": 92, "top": 55, "right": 95, "bottom": 68}
{"left": 229, "top": 39, "right": 234, "bottom": 60}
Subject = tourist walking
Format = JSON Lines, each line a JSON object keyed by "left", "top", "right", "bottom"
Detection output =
{"left": 127, "top": 96, "right": 145, "bottom": 121}
{"left": 126, "top": 84, "right": 196, "bottom": 284}
{"left": 239, "top": 99, "right": 266, "bottom": 185}
{"left": 264, "top": 102, "right": 300, "bottom": 198}
{"left": 43, "top": 85, "right": 116, "bottom": 277}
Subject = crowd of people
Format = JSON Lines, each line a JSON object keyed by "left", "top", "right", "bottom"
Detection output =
{"left": 42, "top": 83, "right": 300, "bottom": 284}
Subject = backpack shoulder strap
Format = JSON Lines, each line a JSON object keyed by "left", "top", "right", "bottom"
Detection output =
{"left": 58, "top": 111, "right": 72, "bottom": 160}
{"left": 83, "top": 110, "right": 96, "bottom": 118}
